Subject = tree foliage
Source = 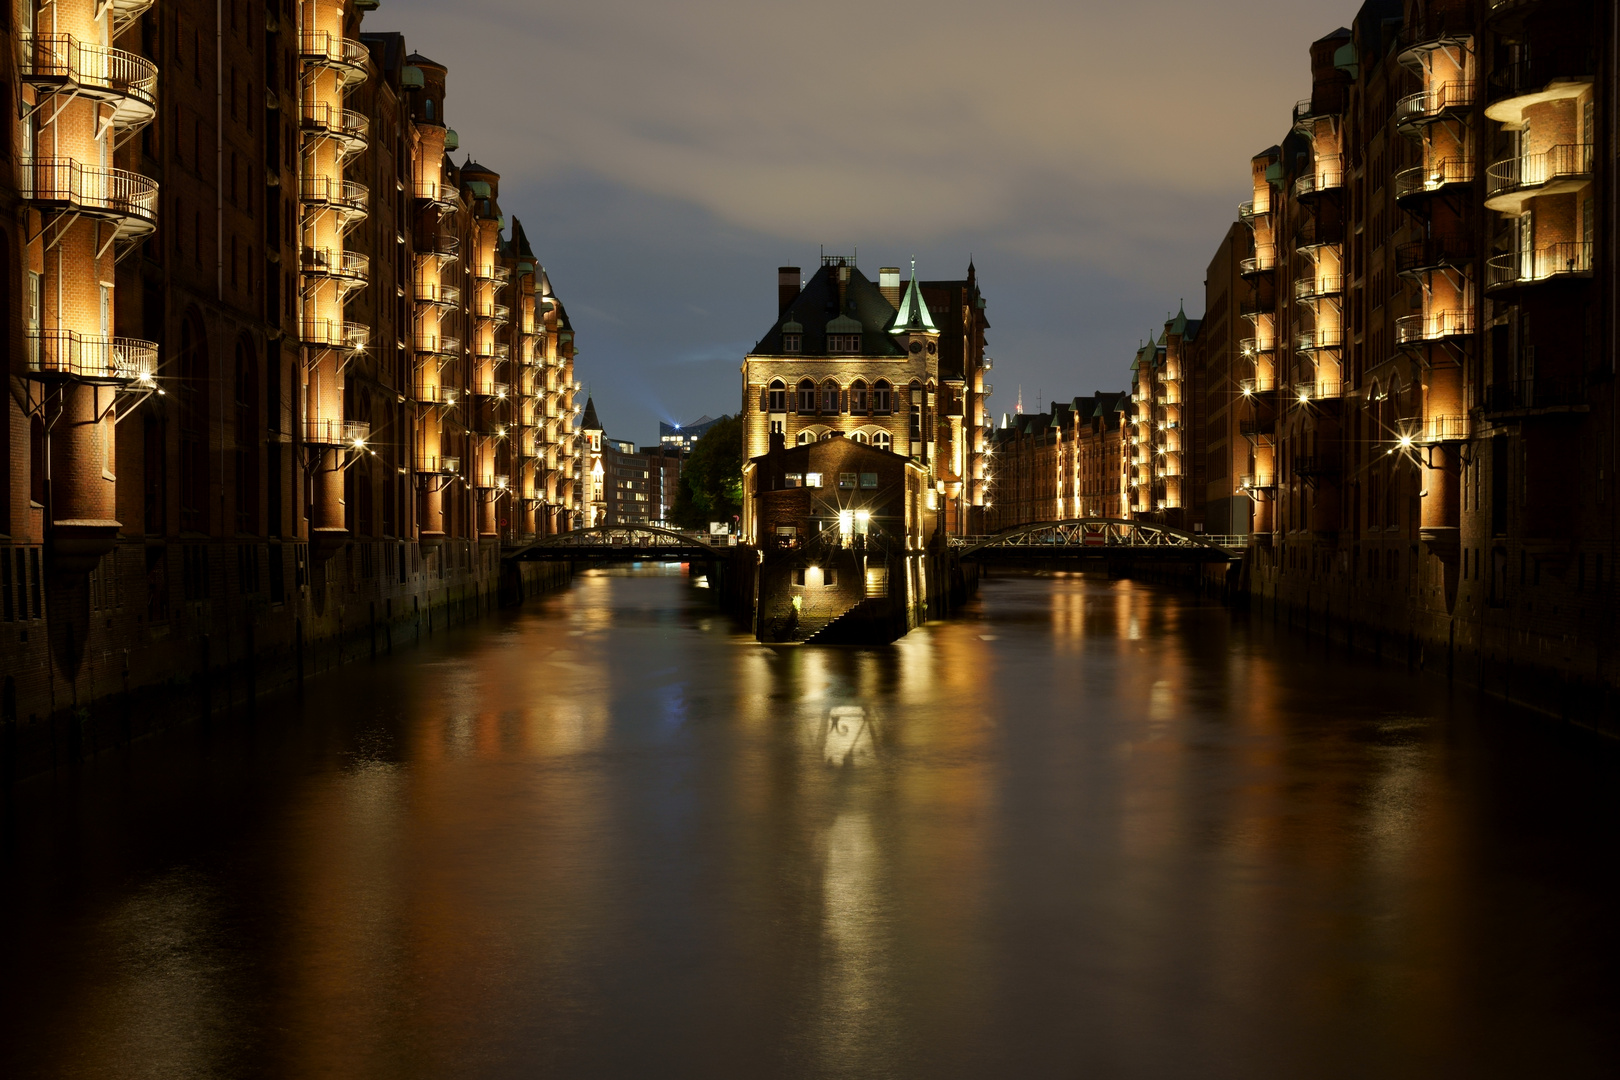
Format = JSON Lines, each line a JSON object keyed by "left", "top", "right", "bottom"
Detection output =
{"left": 670, "top": 415, "right": 744, "bottom": 530}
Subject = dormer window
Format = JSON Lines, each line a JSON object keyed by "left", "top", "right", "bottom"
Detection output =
{"left": 782, "top": 334, "right": 802, "bottom": 353}
{"left": 828, "top": 334, "right": 861, "bottom": 354}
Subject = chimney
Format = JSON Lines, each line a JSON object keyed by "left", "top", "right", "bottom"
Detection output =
{"left": 879, "top": 267, "right": 901, "bottom": 307}
{"left": 769, "top": 430, "right": 786, "bottom": 453}
{"left": 778, "top": 267, "right": 800, "bottom": 314}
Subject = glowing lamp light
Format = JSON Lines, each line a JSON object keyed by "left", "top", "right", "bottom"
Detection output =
{"left": 1241, "top": 386, "right": 1253, "bottom": 397}
{"left": 838, "top": 509, "right": 853, "bottom": 537}
{"left": 1399, "top": 434, "right": 1413, "bottom": 449}
{"left": 1298, "top": 390, "right": 1311, "bottom": 404}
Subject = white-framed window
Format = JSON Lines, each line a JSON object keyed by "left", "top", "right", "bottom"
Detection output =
{"left": 873, "top": 380, "right": 892, "bottom": 414}
{"left": 850, "top": 431, "right": 869, "bottom": 444}
{"left": 767, "top": 379, "right": 786, "bottom": 412}
{"left": 796, "top": 430, "right": 817, "bottom": 446}
{"left": 821, "top": 380, "right": 839, "bottom": 413}
{"left": 873, "top": 431, "right": 892, "bottom": 452}
{"left": 782, "top": 333, "right": 801, "bottom": 353}
{"left": 797, "top": 379, "right": 816, "bottom": 413}
{"left": 850, "top": 380, "right": 868, "bottom": 414}
{"left": 828, "top": 334, "right": 861, "bottom": 354}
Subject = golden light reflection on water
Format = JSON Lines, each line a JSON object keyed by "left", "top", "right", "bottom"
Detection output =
{"left": 4, "top": 567, "right": 1617, "bottom": 1078}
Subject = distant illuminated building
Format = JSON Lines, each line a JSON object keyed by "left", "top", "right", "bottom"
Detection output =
{"left": 660, "top": 415, "right": 726, "bottom": 455}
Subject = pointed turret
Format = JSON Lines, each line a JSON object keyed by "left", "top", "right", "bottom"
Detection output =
{"left": 889, "top": 261, "right": 938, "bottom": 334}
{"left": 580, "top": 396, "right": 602, "bottom": 433}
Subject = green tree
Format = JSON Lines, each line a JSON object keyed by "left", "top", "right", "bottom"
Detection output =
{"left": 671, "top": 415, "right": 743, "bottom": 530}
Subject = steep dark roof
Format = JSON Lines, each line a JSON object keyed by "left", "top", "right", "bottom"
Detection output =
{"left": 752, "top": 263, "right": 906, "bottom": 358}
{"left": 580, "top": 396, "right": 601, "bottom": 431}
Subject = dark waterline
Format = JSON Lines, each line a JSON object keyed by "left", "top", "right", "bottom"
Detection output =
{"left": 3, "top": 567, "right": 1618, "bottom": 1079}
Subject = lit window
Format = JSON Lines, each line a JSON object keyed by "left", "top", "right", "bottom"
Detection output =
{"left": 838, "top": 472, "right": 857, "bottom": 490}
{"left": 873, "top": 431, "right": 892, "bottom": 452}
{"left": 805, "top": 472, "right": 823, "bottom": 487}
{"left": 784, "top": 472, "right": 805, "bottom": 488}
{"left": 796, "top": 430, "right": 817, "bottom": 445}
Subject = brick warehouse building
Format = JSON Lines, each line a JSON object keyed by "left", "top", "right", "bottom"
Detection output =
{"left": 1125, "top": 0, "right": 1618, "bottom": 705}
{"left": 739, "top": 256, "right": 992, "bottom": 537}
{"left": 1, "top": 0, "right": 585, "bottom": 749}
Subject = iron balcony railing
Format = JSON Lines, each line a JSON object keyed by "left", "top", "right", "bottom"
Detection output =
{"left": 472, "top": 380, "right": 512, "bottom": 398}
{"left": 299, "top": 176, "right": 369, "bottom": 216}
{"left": 413, "top": 282, "right": 461, "bottom": 306}
{"left": 302, "top": 318, "right": 370, "bottom": 350}
{"left": 1240, "top": 247, "right": 1278, "bottom": 275}
{"left": 1414, "top": 414, "right": 1471, "bottom": 444}
{"left": 299, "top": 31, "right": 370, "bottom": 85}
{"left": 1396, "top": 81, "right": 1475, "bottom": 126}
{"left": 1294, "top": 157, "right": 1344, "bottom": 199}
{"left": 411, "top": 382, "right": 457, "bottom": 406}
{"left": 26, "top": 330, "right": 157, "bottom": 382}
{"left": 1239, "top": 473, "right": 1276, "bottom": 490}
{"left": 304, "top": 418, "right": 370, "bottom": 445}
{"left": 492, "top": 304, "right": 511, "bottom": 324}
{"left": 1486, "top": 49, "right": 1594, "bottom": 107}
{"left": 20, "top": 157, "right": 158, "bottom": 230}
{"left": 300, "top": 100, "right": 369, "bottom": 149}
{"left": 1239, "top": 336, "right": 1274, "bottom": 356}
{"left": 416, "top": 454, "right": 460, "bottom": 474}
{"left": 1486, "top": 241, "right": 1594, "bottom": 290}
{"left": 1238, "top": 199, "right": 1271, "bottom": 225}
{"left": 1294, "top": 274, "right": 1344, "bottom": 301}
{"left": 1483, "top": 376, "right": 1587, "bottom": 413}
{"left": 1395, "top": 309, "right": 1474, "bottom": 345}
{"left": 1395, "top": 235, "right": 1474, "bottom": 275}
{"left": 412, "top": 180, "right": 463, "bottom": 209}
{"left": 414, "top": 332, "right": 460, "bottom": 355}
{"left": 1293, "top": 95, "right": 1344, "bottom": 126}
{"left": 302, "top": 247, "right": 370, "bottom": 282}
{"left": 1295, "top": 326, "right": 1344, "bottom": 351}
{"left": 1486, "top": 144, "right": 1594, "bottom": 202}
{"left": 1394, "top": 157, "right": 1474, "bottom": 202}
{"left": 19, "top": 35, "right": 158, "bottom": 125}
{"left": 419, "top": 232, "right": 461, "bottom": 258}
{"left": 1238, "top": 418, "right": 1272, "bottom": 438}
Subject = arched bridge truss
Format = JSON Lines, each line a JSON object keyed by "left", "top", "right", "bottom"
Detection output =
{"left": 503, "top": 525, "right": 727, "bottom": 562}
{"left": 951, "top": 519, "right": 1244, "bottom": 561}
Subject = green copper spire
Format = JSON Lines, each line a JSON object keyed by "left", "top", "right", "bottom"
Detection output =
{"left": 889, "top": 259, "right": 937, "bottom": 334}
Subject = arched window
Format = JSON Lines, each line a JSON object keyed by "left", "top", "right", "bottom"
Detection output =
{"left": 425, "top": 99, "right": 435, "bottom": 121}
{"left": 821, "top": 379, "right": 839, "bottom": 414}
{"left": 909, "top": 380, "right": 923, "bottom": 441}
{"left": 850, "top": 380, "right": 868, "bottom": 415}
{"left": 850, "top": 431, "right": 869, "bottom": 444}
{"left": 796, "top": 429, "right": 817, "bottom": 446}
{"left": 873, "top": 431, "right": 893, "bottom": 452}
{"left": 872, "top": 379, "right": 891, "bottom": 415}
{"left": 767, "top": 379, "right": 786, "bottom": 412}
{"left": 797, "top": 378, "right": 815, "bottom": 414}
{"left": 819, "top": 430, "right": 834, "bottom": 441}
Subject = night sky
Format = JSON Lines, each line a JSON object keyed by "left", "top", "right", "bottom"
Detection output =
{"left": 382, "top": 0, "right": 1352, "bottom": 445}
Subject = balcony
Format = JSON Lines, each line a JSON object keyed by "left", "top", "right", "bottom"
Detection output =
{"left": 1484, "top": 144, "right": 1594, "bottom": 213}
{"left": 26, "top": 330, "right": 156, "bottom": 384}
{"left": 1292, "top": 95, "right": 1343, "bottom": 130}
{"left": 1485, "top": 50, "right": 1594, "bottom": 124}
{"left": 300, "top": 31, "right": 370, "bottom": 88}
{"left": 302, "top": 247, "right": 369, "bottom": 284}
{"left": 492, "top": 304, "right": 511, "bottom": 324}
{"left": 416, "top": 454, "right": 460, "bottom": 474}
{"left": 412, "top": 180, "right": 462, "bottom": 210}
{"left": 419, "top": 232, "right": 461, "bottom": 259}
{"left": 413, "top": 282, "right": 461, "bottom": 307}
{"left": 1413, "top": 414, "right": 1472, "bottom": 444}
{"left": 1239, "top": 297, "right": 1274, "bottom": 321}
{"left": 1395, "top": 309, "right": 1474, "bottom": 346}
{"left": 1240, "top": 247, "right": 1277, "bottom": 277}
{"left": 1239, "top": 336, "right": 1274, "bottom": 357}
{"left": 1294, "top": 274, "right": 1343, "bottom": 302}
{"left": 411, "top": 382, "right": 457, "bottom": 406}
{"left": 1395, "top": 81, "right": 1475, "bottom": 132}
{"left": 477, "top": 474, "right": 511, "bottom": 491}
{"left": 1238, "top": 418, "right": 1273, "bottom": 439}
{"left": 1239, "top": 473, "right": 1276, "bottom": 491}
{"left": 21, "top": 158, "right": 157, "bottom": 236}
{"left": 1238, "top": 199, "right": 1271, "bottom": 226}
{"left": 1396, "top": 235, "right": 1474, "bottom": 277}
{"left": 1295, "top": 327, "right": 1344, "bottom": 352}
{"left": 415, "top": 332, "right": 461, "bottom": 356}
{"left": 19, "top": 35, "right": 158, "bottom": 129}
{"left": 302, "top": 318, "right": 370, "bottom": 351}
{"left": 300, "top": 101, "right": 369, "bottom": 155}
{"left": 305, "top": 418, "right": 370, "bottom": 446}
{"left": 1294, "top": 217, "right": 1344, "bottom": 256}
{"left": 472, "top": 380, "right": 512, "bottom": 399}
{"left": 1294, "top": 157, "right": 1344, "bottom": 200}
{"left": 1486, "top": 241, "right": 1593, "bottom": 292}
{"left": 1394, "top": 158, "right": 1473, "bottom": 208}
{"left": 299, "top": 176, "right": 369, "bottom": 222}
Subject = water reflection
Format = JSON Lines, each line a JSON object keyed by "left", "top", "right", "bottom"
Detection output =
{"left": 2, "top": 567, "right": 1618, "bottom": 1078}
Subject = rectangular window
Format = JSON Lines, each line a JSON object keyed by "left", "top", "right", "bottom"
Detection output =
{"left": 823, "top": 568, "right": 838, "bottom": 587}
{"left": 782, "top": 334, "right": 801, "bottom": 353}
{"left": 805, "top": 473, "right": 823, "bottom": 488}
{"left": 838, "top": 472, "right": 857, "bottom": 490}
{"left": 860, "top": 472, "right": 879, "bottom": 489}
{"left": 784, "top": 473, "right": 804, "bottom": 488}
{"left": 792, "top": 567, "right": 806, "bottom": 587}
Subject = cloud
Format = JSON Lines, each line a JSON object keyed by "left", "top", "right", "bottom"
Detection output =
{"left": 374, "top": 0, "right": 1354, "bottom": 437}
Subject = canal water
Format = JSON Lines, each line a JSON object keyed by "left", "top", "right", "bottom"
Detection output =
{"left": 2, "top": 567, "right": 1618, "bottom": 1079}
